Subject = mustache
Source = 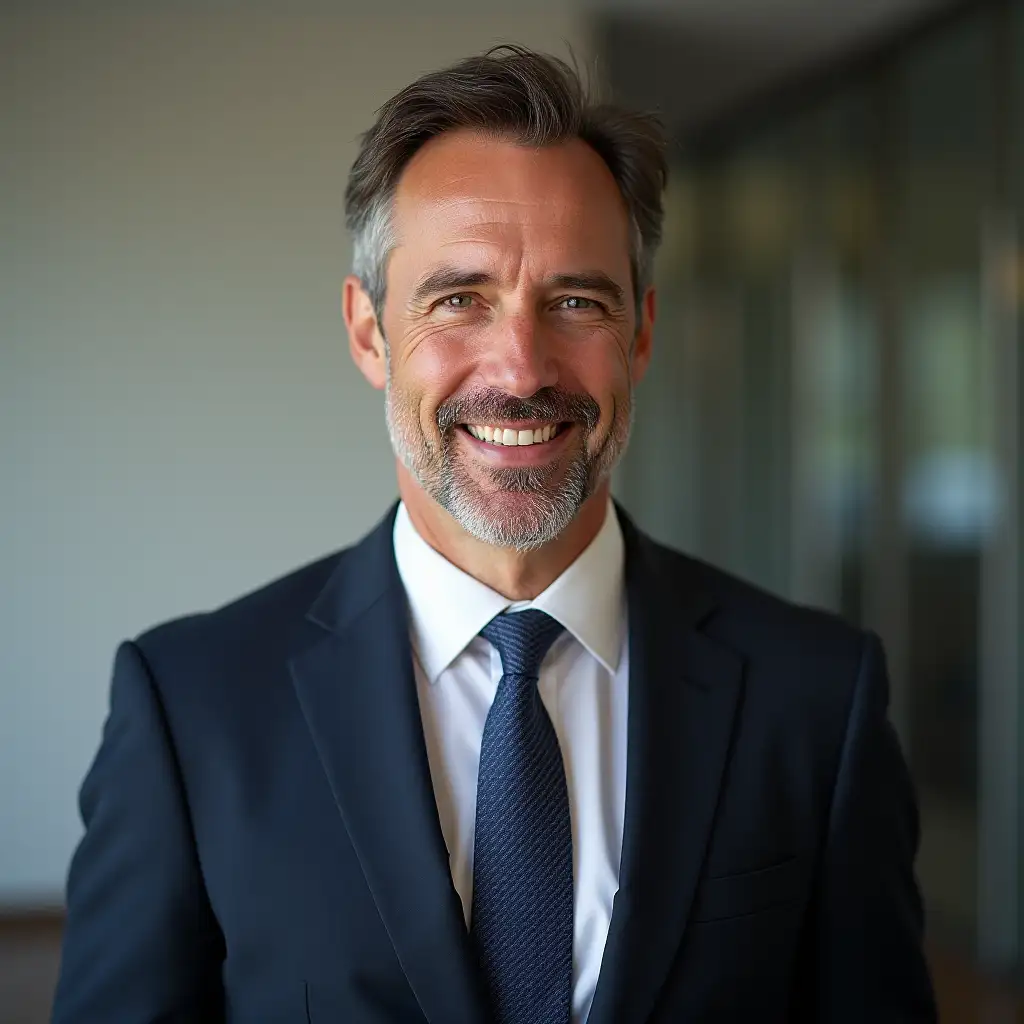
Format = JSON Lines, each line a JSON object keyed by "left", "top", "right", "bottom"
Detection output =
{"left": 436, "top": 387, "right": 601, "bottom": 434}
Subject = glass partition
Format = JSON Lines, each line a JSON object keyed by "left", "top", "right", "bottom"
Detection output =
{"left": 616, "top": 0, "right": 1024, "bottom": 974}
{"left": 896, "top": 15, "right": 993, "bottom": 949}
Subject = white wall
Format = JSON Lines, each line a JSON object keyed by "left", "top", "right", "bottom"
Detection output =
{"left": 0, "top": 7, "right": 592, "bottom": 904}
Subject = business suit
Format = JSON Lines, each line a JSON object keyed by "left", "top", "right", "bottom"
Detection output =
{"left": 53, "top": 503, "right": 936, "bottom": 1022}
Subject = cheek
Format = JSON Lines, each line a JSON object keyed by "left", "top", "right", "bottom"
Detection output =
{"left": 415, "top": 346, "right": 467, "bottom": 388}
{"left": 560, "top": 341, "right": 630, "bottom": 412}
{"left": 396, "top": 332, "right": 475, "bottom": 425}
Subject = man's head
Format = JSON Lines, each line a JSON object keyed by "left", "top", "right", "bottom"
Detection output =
{"left": 343, "top": 45, "right": 667, "bottom": 551}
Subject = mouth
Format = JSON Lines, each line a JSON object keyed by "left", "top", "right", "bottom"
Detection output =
{"left": 455, "top": 420, "right": 575, "bottom": 464}
{"left": 459, "top": 421, "right": 566, "bottom": 447}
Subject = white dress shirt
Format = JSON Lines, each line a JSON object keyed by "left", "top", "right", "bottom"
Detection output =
{"left": 393, "top": 501, "right": 629, "bottom": 1024}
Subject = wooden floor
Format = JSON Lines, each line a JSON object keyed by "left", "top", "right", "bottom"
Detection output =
{"left": 1, "top": 917, "right": 63, "bottom": 1024}
{"left": 929, "top": 947, "right": 1024, "bottom": 1023}
{"left": 1, "top": 917, "right": 1021, "bottom": 1022}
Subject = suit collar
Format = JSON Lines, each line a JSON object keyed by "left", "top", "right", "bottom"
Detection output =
{"left": 304, "top": 503, "right": 401, "bottom": 634}
{"left": 292, "top": 503, "right": 490, "bottom": 1024}
{"left": 587, "top": 510, "right": 744, "bottom": 1024}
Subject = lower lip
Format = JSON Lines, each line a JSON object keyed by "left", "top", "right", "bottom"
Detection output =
{"left": 458, "top": 425, "right": 573, "bottom": 463}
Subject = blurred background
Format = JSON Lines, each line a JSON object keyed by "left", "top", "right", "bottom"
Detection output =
{"left": 2, "top": 0, "right": 1022, "bottom": 1020}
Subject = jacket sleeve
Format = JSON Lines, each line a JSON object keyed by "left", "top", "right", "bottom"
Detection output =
{"left": 52, "top": 640, "right": 224, "bottom": 1023}
{"left": 808, "top": 631, "right": 937, "bottom": 1022}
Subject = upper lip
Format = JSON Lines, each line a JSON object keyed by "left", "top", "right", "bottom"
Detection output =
{"left": 461, "top": 419, "right": 566, "bottom": 429}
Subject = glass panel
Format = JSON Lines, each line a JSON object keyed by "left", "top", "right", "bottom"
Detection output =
{"left": 714, "top": 123, "right": 801, "bottom": 594}
{"left": 798, "top": 88, "right": 879, "bottom": 626}
{"left": 896, "top": 14, "right": 994, "bottom": 948}
{"left": 621, "top": 125, "right": 802, "bottom": 598}
{"left": 613, "top": 0, "right": 1021, "bottom": 979}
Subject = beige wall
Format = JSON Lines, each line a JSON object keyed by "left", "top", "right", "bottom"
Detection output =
{"left": 0, "top": 7, "right": 592, "bottom": 902}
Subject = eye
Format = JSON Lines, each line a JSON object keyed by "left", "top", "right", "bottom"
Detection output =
{"left": 440, "top": 294, "right": 474, "bottom": 309}
{"left": 559, "top": 296, "right": 602, "bottom": 310}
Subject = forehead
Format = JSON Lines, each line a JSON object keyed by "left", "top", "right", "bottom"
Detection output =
{"left": 389, "top": 130, "right": 632, "bottom": 277}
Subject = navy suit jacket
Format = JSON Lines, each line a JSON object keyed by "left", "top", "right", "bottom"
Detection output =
{"left": 53, "top": 505, "right": 937, "bottom": 1022}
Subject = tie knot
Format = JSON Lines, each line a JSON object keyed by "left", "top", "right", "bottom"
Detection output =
{"left": 480, "top": 609, "right": 565, "bottom": 678}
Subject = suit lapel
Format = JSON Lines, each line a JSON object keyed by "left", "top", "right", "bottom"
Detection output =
{"left": 588, "top": 513, "right": 745, "bottom": 1024}
{"left": 290, "top": 507, "right": 489, "bottom": 1024}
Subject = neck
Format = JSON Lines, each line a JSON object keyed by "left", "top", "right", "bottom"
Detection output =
{"left": 397, "top": 467, "right": 611, "bottom": 601}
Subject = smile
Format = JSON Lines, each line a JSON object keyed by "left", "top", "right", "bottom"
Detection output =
{"left": 462, "top": 423, "right": 562, "bottom": 447}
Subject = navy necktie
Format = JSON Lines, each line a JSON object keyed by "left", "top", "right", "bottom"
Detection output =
{"left": 471, "top": 609, "right": 574, "bottom": 1024}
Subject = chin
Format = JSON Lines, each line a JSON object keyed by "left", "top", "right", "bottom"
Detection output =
{"left": 446, "top": 482, "right": 586, "bottom": 551}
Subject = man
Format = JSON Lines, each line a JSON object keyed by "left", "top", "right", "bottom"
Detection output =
{"left": 53, "top": 45, "right": 936, "bottom": 1023}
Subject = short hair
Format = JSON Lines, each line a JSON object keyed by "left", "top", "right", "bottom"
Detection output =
{"left": 344, "top": 44, "right": 668, "bottom": 322}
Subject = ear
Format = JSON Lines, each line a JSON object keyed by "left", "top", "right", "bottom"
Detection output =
{"left": 630, "top": 286, "right": 656, "bottom": 386}
{"left": 343, "top": 275, "right": 387, "bottom": 390}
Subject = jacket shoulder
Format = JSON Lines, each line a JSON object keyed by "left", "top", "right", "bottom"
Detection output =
{"left": 132, "top": 547, "right": 348, "bottom": 681}
{"left": 645, "top": 535, "right": 866, "bottom": 669}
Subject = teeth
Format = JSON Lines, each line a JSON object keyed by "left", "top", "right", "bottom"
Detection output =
{"left": 465, "top": 423, "right": 562, "bottom": 446}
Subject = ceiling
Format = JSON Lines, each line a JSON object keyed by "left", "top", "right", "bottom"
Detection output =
{"left": 592, "top": 0, "right": 957, "bottom": 134}
{"left": 591, "top": 0, "right": 947, "bottom": 28}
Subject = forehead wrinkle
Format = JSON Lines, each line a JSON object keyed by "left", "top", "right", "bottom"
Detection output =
{"left": 404, "top": 227, "right": 631, "bottom": 302}
{"left": 430, "top": 192, "right": 570, "bottom": 210}
{"left": 403, "top": 171, "right": 590, "bottom": 214}
{"left": 410, "top": 152, "right": 592, "bottom": 205}
{"left": 412, "top": 204, "right": 583, "bottom": 245}
{"left": 434, "top": 241, "right": 528, "bottom": 294}
{"left": 407, "top": 205, "right": 602, "bottom": 262}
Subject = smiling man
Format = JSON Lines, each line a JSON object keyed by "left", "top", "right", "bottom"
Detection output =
{"left": 53, "top": 46, "right": 937, "bottom": 1024}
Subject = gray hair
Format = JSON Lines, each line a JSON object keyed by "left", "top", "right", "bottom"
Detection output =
{"left": 344, "top": 44, "right": 668, "bottom": 323}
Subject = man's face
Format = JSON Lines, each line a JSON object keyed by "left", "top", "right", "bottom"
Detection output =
{"left": 358, "top": 130, "right": 653, "bottom": 550}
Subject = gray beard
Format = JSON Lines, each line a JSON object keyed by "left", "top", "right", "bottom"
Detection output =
{"left": 384, "top": 380, "right": 631, "bottom": 552}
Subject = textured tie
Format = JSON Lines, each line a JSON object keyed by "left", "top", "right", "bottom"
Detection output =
{"left": 471, "top": 609, "right": 573, "bottom": 1024}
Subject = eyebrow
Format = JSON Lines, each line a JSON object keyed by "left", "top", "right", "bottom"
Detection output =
{"left": 409, "top": 266, "right": 627, "bottom": 309}
{"left": 410, "top": 268, "right": 495, "bottom": 307}
{"left": 548, "top": 273, "right": 625, "bottom": 308}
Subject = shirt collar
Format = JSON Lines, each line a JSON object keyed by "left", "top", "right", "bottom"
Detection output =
{"left": 393, "top": 500, "right": 626, "bottom": 684}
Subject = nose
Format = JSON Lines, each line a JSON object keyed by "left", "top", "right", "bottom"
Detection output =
{"left": 478, "top": 312, "right": 557, "bottom": 399}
